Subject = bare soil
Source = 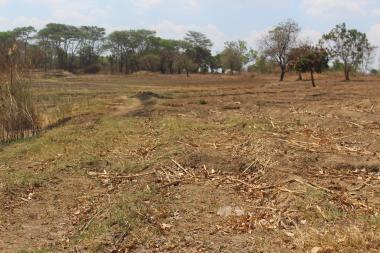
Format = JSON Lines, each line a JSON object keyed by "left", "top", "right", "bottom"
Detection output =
{"left": 0, "top": 73, "right": 379, "bottom": 252}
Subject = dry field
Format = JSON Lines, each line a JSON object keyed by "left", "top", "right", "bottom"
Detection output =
{"left": 0, "top": 73, "right": 379, "bottom": 253}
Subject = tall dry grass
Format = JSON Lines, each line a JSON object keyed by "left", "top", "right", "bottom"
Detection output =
{"left": 0, "top": 69, "right": 40, "bottom": 143}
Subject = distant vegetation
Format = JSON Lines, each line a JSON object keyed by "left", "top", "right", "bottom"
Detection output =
{"left": 0, "top": 20, "right": 377, "bottom": 82}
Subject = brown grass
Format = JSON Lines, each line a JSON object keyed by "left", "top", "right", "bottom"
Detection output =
{"left": 0, "top": 72, "right": 40, "bottom": 143}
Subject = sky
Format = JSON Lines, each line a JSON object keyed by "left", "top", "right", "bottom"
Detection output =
{"left": 0, "top": 0, "right": 380, "bottom": 64}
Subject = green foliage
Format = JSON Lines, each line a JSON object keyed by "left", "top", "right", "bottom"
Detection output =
{"left": 248, "top": 56, "right": 277, "bottom": 74}
{"left": 220, "top": 40, "right": 257, "bottom": 74}
{"left": 321, "top": 23, "right": 375, "bottom": 80}
{"left": 199, "top": 99, "right": 208, "bottom": 105}
{"left": 138, "top": 53, "right": 161, "bottom": 72}
{"left": 289, "top": 45, "right": 329, "bottom": 86}
{"left": 184, "top": 31, "right": 213, "bottom": 72}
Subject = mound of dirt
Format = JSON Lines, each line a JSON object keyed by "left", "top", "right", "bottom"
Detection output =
{"left": 132, "top": 91, "right": 162, "bottom": 101}
{"left": 43, "top": 70, "right": 74, "bottom": 78}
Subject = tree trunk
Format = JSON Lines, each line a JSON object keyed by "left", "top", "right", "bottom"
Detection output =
{"left": 119, "top": 57, "right": 123, "bottom": 73}
{"left": 310, "top": 70, "right": 316, "bottom": 87}
{"left": 280, "top": 67, "right": 286, "bottom": 81}
{"left": 24, "top": 41, "right": 28, "bottom": 65}
{"left": 297, "top": 72, "right": 302, "bottom": 81}
{"left": 125, "top": 55, "right": 128, "bottom": 74}
{"left": 344, "top": 69, "right": 350, "bottom": 81}
{"left": 344, "top": 63, "right": 350, "bottom": 81}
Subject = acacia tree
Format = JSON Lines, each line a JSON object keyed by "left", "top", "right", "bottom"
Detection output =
{"left": 320, "top": 23, "right": 374, "bottom": 81}
{"left": 184, "top": 31, "right": 213, "bottom": 72}
{"left": 13, "top": 26, "right": 36, "bottom": 64}
{"left": 289, "top": 45, "right": 329, "bottom": 87}
{"left": 260, "top": 19, "right": 300, "bottom": 81}
{"left": 79, "top": 26, "right": 106, "bottom": 67}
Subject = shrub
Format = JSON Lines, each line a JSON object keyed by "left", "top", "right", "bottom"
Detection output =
{"left": 83, "top": 64, "right": 102, "bottom": 74}
{"left": 199, "top": 99, "right": 208, "bottom": 105}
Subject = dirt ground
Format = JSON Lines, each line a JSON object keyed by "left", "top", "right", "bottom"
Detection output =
{"left": 0, "top": 73, "right": 379, "bottom": 253}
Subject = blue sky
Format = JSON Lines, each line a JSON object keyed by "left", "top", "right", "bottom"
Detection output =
{"left": 1, "top": 0, "right": 380, "bottom": 60}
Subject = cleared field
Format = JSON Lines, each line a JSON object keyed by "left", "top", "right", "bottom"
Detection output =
{"left": 0, "top": 73, "right": 379, "bottom": 252}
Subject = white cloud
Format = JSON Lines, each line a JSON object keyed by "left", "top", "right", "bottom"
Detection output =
{"left": 245, "top": 29, "right": 269, "bottom": 49}
{"left": 24, "top": 0, "right": 111, "bottom": 25}
{"left": 368, "top": 24, "right": 380, "bottom": 45}
{"left": 0, "top": 16, "right": 51, "bottom": 30}
{"left": 129, "top": 0, "right": 200, "bottom": 11}
{"left": 299, "top": 29, "right": 322, "bottom": 44}
{"left": 368, "top": 23, "right": 380, "bottom": 67}
{"left": 301, "top": 0, "right": 375, "bottom": 17}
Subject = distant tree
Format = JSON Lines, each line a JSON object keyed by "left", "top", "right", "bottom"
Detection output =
{"left": 13, "top": 26, "right": 36, "bottom": 64}
{"left": 184, "top": 31, "right": 213, "bottom": 72}
{"left": 0, "top": 31, "right": 16, "bottom": 71}
{"left": 221, "top": 48, "right": 241, "bottom": 75}
{"left": 106, "top": 29, "right": 156, "bottom": 74}
{"left": 138, "top": 53, "right": 161, "bottom": 72}
{"left": 248, "top": 55, "right": 277, "bottom": 74}
{"left": 185, "top": 31, "right": 213, "bottom": 49}
{"left": 210, "top": 53, "right": 222, "bottom": 73}
{"left": 289, "top": 45, "right": 329, "bottom": 87}
{"left": 321, "top": 23, "right": 374, "bottom": 81}
{"left": 221, "top": 40, "right": 256, "bottom": 74}
{"left": 174, "top": 53, "right": 197, "bottom": 77}
{"left": 260, "top": 19, "right": 300, "bottom": 81}
{"left": 155, "top": 38, "right": 186, "bottom": 74}
{"left": 79, "top": 26, "right": 106, "bottom": 67}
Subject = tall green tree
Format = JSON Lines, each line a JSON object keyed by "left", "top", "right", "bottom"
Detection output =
{"left": 320, "top": 23, "right": 374, "bottom": 81}
{"left": 184, "top": 31, "right": 213, "bottom": 72}
{"left": 221, "top": 40, "right": 256, "bottom": 74}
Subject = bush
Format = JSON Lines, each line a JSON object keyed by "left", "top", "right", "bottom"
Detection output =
{"left": 83, "top": 64, "right": 102, "bottom": 74}
{"left": 199, "top": 99, "right": 208, "bottom": 105}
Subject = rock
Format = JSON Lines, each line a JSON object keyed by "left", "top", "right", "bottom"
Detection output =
{"left": 217, "top": 206, "right": 245, "bottom": 217}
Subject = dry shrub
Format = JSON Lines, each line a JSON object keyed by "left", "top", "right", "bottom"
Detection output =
{"left": 0, "top": 71, "right": 40, "bottom": 143}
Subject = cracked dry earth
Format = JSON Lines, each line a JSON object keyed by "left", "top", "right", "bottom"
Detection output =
{"left": 0, "top": 74, "right": 380, "bottom": 252}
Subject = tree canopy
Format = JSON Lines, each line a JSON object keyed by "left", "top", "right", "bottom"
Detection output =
{"left": 320, "top": 23, "right": 375, "bottom": 81}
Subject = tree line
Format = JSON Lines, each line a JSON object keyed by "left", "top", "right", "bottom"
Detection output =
{"left": 0, "top": 20, "right": 376, "bottom": 85}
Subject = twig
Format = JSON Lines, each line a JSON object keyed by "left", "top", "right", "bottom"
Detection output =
{"left": 159, "top": 181, "right": 181, "bottom": 189}
{"left": 230, "top": 178, "right": 294, "bottom": 191}
{"left": 88, "top": 170, "right": 156, "bottom": 180}
{"left": 240, "top": 160, "right": 257, "bottom": 175}
{"left": 79, "top": 209, "right": 104, "bottom": 235}
{"left": 316, "top": 205, "right": 328, "bottom": 220}
{"left": 293, "top": 178, "right": 333, "bottom": 193}
{"left": 171, "top": 159, "right": 195, "bottom": 178}
{"left": 350, "top": 181, "right": 370, "bottom": 192}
